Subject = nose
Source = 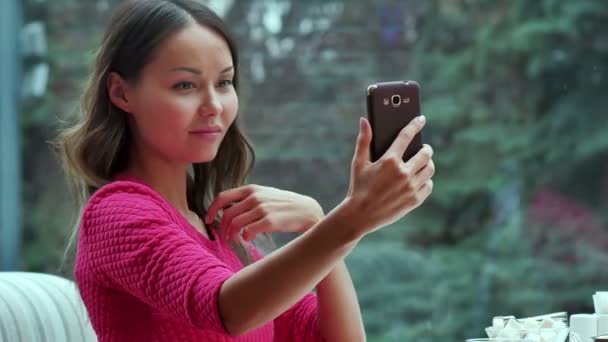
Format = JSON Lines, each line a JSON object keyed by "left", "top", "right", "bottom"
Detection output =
{"left": 199, "top": 88, "right": 222, "bottom": 117}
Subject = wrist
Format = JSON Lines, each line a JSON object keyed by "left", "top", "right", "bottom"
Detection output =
{"left": 300, "top": 197, "right": 325, "bottom": 233}
{"left": 325, "top": 199, "right": 366, "bottom": 244}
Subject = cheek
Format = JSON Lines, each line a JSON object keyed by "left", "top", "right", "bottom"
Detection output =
{"left": 139, "top": 88, "right": 195, "bottom": 127}
{"left": 132, "top": 90, "right": 196, "bottom": 149}
{"left": 222, "top": 93, "right": 239, "bottom": 126}
{"left": 130, "top": 85, "right": 239, "bottom": 161}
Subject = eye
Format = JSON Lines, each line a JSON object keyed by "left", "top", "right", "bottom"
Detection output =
{"left": 218, "top": 79, "right": 233, "bottom": 88}
{"left": 173, "top": 81, "right": 195, "bottom": 90}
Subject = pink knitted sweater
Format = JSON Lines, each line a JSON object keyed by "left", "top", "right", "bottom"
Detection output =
{"left": 75, "top": 176, "right": 325, "bottom": 341}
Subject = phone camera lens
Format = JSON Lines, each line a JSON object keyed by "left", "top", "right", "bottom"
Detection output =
{"left": 391, "top": 95, "right": 401, "bottom": 106}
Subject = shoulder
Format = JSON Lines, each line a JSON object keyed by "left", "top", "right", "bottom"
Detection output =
{"left": 81, "top": 180, "right": 174, "bottom": 227}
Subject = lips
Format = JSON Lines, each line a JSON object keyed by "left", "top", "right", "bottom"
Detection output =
{"left": 189, "top": 126, "right": 223, "bottom": 141}
{"left": 190, "top": 127, "right": 222, "bottom": 134}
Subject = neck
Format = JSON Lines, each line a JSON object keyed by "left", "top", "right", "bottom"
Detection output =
{"left": 127, "top": 150, "right": 191, "bottom": 216}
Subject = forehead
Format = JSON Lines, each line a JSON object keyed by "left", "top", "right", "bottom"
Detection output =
{"left": 148, "top": 23, "right": 233, "bottom": 72}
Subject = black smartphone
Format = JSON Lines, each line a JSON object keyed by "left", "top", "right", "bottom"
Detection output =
{"left": 366, "top": 80, "right": 423, "bottom": 162}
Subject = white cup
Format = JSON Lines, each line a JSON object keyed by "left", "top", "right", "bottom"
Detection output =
{"left": 597, "top": 314, "right": 608, "bottom": 336}
{"left": 570, "top": 314, "right": 597, "bottom": 341}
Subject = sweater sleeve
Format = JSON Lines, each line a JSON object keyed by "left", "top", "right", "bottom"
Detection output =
{"left": 274, "top": 292, "right": 325, "bottom": 342}
{"left": 248, "top": 244, "right": 325, "bottom": 341}
{"left": 79, "top": 184, "right": 233, "bottom": 334}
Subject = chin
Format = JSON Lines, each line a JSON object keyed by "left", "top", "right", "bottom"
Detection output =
{"left": 190, "top": 151, "right": 218, "bottom": 164}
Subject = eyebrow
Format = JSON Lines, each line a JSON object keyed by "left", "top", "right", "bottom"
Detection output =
{"left": 171, "top": 66, "right": 234, "bottom": 75}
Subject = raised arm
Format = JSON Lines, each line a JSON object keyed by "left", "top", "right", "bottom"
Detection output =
{"left": 219, "top": 116, "right": 434, "bottom": 337}
{"left": 220, "top": 201, "right": 361, "bottom": 336}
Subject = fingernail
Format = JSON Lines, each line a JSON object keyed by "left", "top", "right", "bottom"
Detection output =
{"left": 359, "top": 117, "right": 365, "bottom": 130}
{"left": 418, "top": 115, "right": 426, "bottom": 123}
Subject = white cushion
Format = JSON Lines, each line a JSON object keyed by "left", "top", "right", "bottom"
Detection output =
{"left": 0, "top": 272, "right": 97, "bottom": 342}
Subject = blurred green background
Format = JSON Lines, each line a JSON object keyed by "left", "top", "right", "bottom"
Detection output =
{"left": 5, "top": 0, "right": 608, "bottom": 340}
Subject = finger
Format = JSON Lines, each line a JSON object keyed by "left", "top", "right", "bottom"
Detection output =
{"left": 385, "top": 115, "right": 426, "bottom": 159}
{"left": 226, "top": 207, "right": 266, "bottom": 241}
{"left": 413, "top": 159, "right": 435, "bottom": 189}
{"left": 352, "top": 117, "right": 372, "bottom": 167}
{"left": 405, "top": 144, "right": 434, "bottom": 174}
{"left": 418, "top": 179, "right": 434, "bottom": 202}
{"left": 206, "top": 185, "right": 255, "bottom": 224}
{"left": 242, "top": 229, "right": 256, "bottom": 242}
{"left": 241, "top": 219, "right": 270, "bottom": 242}
{"left": 219, "top": 195, "right": 258, "bottom": 234}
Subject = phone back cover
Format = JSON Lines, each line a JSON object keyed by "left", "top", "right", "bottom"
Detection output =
{"left": 367, "top": 81, "right": 423, "bottom": 162}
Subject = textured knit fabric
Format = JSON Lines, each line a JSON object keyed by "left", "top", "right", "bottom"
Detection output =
{"left": 75, "top": 176, "right": 324, "bottom": 342}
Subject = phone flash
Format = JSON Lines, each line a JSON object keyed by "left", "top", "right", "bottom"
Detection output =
{"left": 383, "top": 98, "right": 390, "bottom": 105}
{"left": 402, "top": 97, "right": 410, "bottom": 103}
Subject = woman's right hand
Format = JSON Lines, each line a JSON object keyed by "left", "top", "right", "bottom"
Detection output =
{"left": 340, "top": 115, "right": 434, "bottom": 238}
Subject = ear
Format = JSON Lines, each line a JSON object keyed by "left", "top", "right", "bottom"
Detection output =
{"left": 107, "top": 72, "right": 133, "bottom": 113}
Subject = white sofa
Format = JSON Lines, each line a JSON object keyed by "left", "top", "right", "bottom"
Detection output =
{"left": 0, "top": 272, "right": 97, "bottom": 342}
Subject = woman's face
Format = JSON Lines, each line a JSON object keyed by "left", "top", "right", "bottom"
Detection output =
{"left": 118, "top": 23, "right": 238, "bottom": 165}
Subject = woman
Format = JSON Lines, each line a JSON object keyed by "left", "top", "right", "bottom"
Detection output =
{"left": 58, "top": 0, "right": 435, "bottom": 341}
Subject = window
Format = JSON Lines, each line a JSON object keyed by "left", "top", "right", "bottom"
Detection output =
{"left": 7, "top": 0, "right": 607, "bottom": 340}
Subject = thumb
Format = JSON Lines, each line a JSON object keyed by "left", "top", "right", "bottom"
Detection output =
{"left": 353, "top": 117, "right": 372, "bottom": 166}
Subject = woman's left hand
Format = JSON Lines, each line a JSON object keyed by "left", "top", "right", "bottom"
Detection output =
{"left": 205, "top": 185, "right": 325, "bottom": 242}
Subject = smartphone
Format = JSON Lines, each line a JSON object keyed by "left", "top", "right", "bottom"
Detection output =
{"left": 366, "top": 80, "right": 423, "bottom": 162}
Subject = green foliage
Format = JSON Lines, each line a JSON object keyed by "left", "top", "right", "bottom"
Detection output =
{"left": 354, "top": 0, "right": 608, "bottom": 339}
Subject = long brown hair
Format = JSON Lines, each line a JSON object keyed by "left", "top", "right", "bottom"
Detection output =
{"left": 57, "top": 0, "right": 257, "bottom": 267}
